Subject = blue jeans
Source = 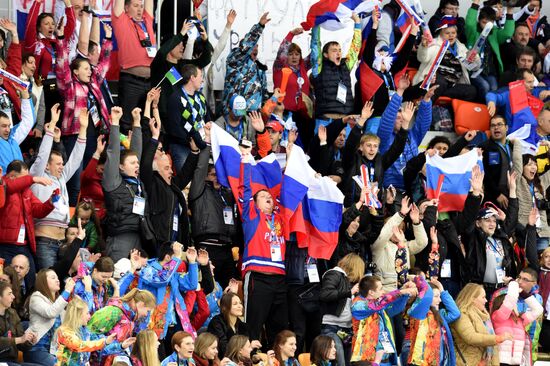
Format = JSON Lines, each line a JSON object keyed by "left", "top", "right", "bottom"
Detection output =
{"left": 471, "top": 74, "right": 498, "bottom": 101}
{"left": 24, "top": 348, "right": 56, "bottom": 366}
{"left": 169, "top": 143, "right": 190, "bottom": 175}
{"left": 400, "top": 339, "right": 411, "bottom": 366}
{"left": 320, "top": 324, "right": 351, "bottom": 366}
{"left": 35, "top": 237, "right": 61, "bottom": 270}
{"left": 0, "top": 245, "right": 36, "bottom": 289}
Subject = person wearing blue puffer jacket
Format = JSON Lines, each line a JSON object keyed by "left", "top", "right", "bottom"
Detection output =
{"left": 377, "top": 85, "right": 435, "bottom": 194}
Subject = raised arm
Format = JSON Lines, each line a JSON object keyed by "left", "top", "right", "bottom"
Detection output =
{"left": 130, "top": 108, "right": 143, "bottom": 160}
{"left": 113, "top": 0, "right": 124, "bottom": 18}
{"left": 345, "top": 13, "right": 362, "bottom": 71}
{"left": 102, "top": 107, "right": 123, "bottom": 192}
{"left": 77, "top": 10, "right": 91, "bottom": 57}
{"left": 29, "top": 107, "right": 59, "bottom": 177}
{"left": 62, "top": 110, "right": 88, "bottom": 181}
{"left": 144, "top": 0, "right": 153, "bottom": 17}
{"left": 310, "top": 25, "right": 322, "bottom": 78}
{"left": 13, "top": 92, "right": 36, "bottom": 145}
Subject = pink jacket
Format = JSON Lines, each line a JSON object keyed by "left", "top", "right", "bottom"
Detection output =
{"left": 491, "top": 282, "right": 543, "bottom": 365}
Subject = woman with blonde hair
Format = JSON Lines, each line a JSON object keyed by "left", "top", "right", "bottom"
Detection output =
{"left": 55, "top": 296, "right": 119, "bottom": 366}
{"left": 132, "top": 329, "right": 161, "bottom": 366}
{"left": 451, "top": 283, "right": 511, "bottom": 366}
{"left": 193, "top": 332, "right": 223, "bottom": 366}
{"left": 87, "top": 288, "right": 155, "bottom": 365}
{"left": 319, "top": 253, "right": 364, "bottom": 366}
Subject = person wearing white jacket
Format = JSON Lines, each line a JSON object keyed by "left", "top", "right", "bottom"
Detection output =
{"left": 371, "top": 196, "right": 429, "bottom": 292}
{"left": 412, "top": 18, "right": 479, "bottom": 102}
{"left": 25, "top": 269, "right": 82, "bottom": 366}
{"left": 30, "top": 107, "right": 87, "bottom": 270}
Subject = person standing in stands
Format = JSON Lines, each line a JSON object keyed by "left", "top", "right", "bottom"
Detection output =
{"left": 30, "top": 107, "right": 88, "bottom": 270}
{"left": 24, "top": 0, "right": 76, "bottom": 118}
{"left": 311, "top": 12, "right": 361, "bottom": 133}
{"left": 222, "top": 12, "right": 271, "bottom": 115}
{"left": 479, "top": 115, "right": 513, "bottom": 208}
{"left": 111, "top": 0, "right": 156, "bottom": 131}
{"left": 102, "top": 106, "right": 145, "bottom": 262}
{"left": 189, "top": 144, "right": 239, "bottom": 289}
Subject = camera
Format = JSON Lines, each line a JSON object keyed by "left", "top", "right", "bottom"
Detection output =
{"left": 140, "top": 39, "right": 152, "bottom": 48}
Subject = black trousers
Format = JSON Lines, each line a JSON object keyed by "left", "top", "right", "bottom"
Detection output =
{"left": 197, "top": 243, "right": 237, "bottom": 289}
{"left": 118, "top": 72, "right": 150, "bottom": 132}
{"left": 287, "top": 284, "right": 322, "bottom": 352}
{"left": 244, "top": 272, "right": 289, "bottom": 348}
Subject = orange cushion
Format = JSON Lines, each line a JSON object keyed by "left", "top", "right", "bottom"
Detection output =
{"left": 452, "top": 99, "right": 491, "bottom": 135}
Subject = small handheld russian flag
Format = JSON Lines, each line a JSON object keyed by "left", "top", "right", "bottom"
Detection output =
{"left": 420, "top": 40, "right": 449, "bottom": 90}
{"left": 0, "top": 69, "right": 29, "bottom": 90}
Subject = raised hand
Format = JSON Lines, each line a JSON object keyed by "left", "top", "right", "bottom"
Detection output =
{"left": 423, "top": 85, "right": 439, "bottom": 101}
{"left": 95, "top": 135, "right": 106, "bottom": 155}
{"left": 64, "top": 277, "right": 76, "bottom": 293}
{"left": 77, "top": 218, "right": 86, "bottom": 240}
{"left": 360, "top": 101, "right": 374, "bottom": 121}
{"left": 469, "top": 164, "right": 484, "bottom": 196}
{"left": 197, "top": 248, "right": 209, "bottom": 266}
{"left": 291, "top": 27, "right": 304, "bottom": 35}
{"left": 400, "top": 196, "right": 411, "bottom": 216}
{"left": 149, "top": 118, "right": 161, "bottom": 139}
{"left": 103, "top": 23, "right": 112, "bottom": 39}
{"left": 0, "top": 19, "right": 17, "bottom": 34}
{"left": 180, "top": 20, "right": 193, "bottom": 35}
{"left": 430, "top": 226, "right": 438, "bottom": 243}
{"left": 56, "top": 16, "right": 65, "bottom": 37}
{"left": 226, "top": 10, "right": 237, "bottom": 27}
{"left": 318, "top": 125, "right": 327, "bottom": 144}
{"left": 464, "top": 130, "right": 477, "bottom": 142}
{"left": 392, "top": 226, "right": 406, "bottom": 243}
{"left": 409, "top": 203, "right": 420, "bottom": 224}
{"left": 259, "top": 12, "right": 271, "bottom": 26}
{"left": 110, "top": 106, "right": 123, "bottom": 126}
{"left": 131, "top": 107, "right": 142, "bottom": 126}
{"left": 186, "top": 247, "right": 197, "bottom": 263}
{"left": 397, "top": 75, "right": 411, "bottom": 93}
{"left": 249, "top": 111, "right": 265, "bottom": 132}
{"left": 528, "top": 206, "right": 539, "bottom": 226}
{"left": 400, "top": 102, "right": 416, "bottom": 129}
{"left": 50, "top": 103, "right": 61, "bottom": 125}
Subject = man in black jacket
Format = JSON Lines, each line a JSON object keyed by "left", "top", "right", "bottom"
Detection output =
{"left": 341, "top": 101, "right": 411, "bottom": 207}
{"left": 461, "top": 165, "right": 519, "bottom": 300}
{"left": 188, "top": 145, "right": 239, "bottom": 288}
{"left": 141, "top": 117, "right": 199, "bottom": 254}
{"left": 479, "top": 115, "right": 513, "bottom": 208}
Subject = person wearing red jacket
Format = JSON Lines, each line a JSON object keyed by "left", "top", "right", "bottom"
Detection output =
{"left": 80, "top": 135, "right": 106, "bottom": 220}
{"left": 0, "top": 160, "right": 56, "bottom": 285}
{"left": 0, "top": 19, "right": 22, "bottom": 122}
{"left": 23, "top": 0, "right": 76, "bottom": 119}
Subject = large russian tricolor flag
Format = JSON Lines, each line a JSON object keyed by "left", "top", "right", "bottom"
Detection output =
{"left": 282, "top": 146, "right": 345, "bottom": 259}
{"left": 507, "top": 80, "right": 541, "bottom": 155}
{"left": 425, "top": 149, "right": 482, "bottom": 212}
{"left": 301, "top": 0, "right": 380, "bottom": 31}
{"left": 211, "top": 124, "right": 282, "bottom": 213}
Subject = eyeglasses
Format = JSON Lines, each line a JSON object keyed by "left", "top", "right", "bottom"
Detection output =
{"left": 517, "top": 276, "right": 535, "bottom": 283}
{"left": 490, "top": 123, "right": 506, "bottom": 128}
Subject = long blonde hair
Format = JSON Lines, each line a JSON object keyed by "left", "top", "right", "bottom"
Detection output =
{"left": 337, "top": 253, "right": 365, "bottom": 283}
{"left": 131, "top": 329, "right": 160, "bottom": 366}
{"left": 60, "top": 296, "right": 88, "bottom": 332}
{"left": 455, "top": 283, "right": 489, "bottom": 317}
{"left": 120, "top": 288, "right": 156, "bottom": 308}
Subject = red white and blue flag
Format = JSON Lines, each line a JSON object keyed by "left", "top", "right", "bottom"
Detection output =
{"left": 211, "top": 124, "right": 282, "bottom": 213}
{"left": 212, "top": 124, "right": 345, "bottom": 260}
{"left": 420, "top": 39, "right": 449, "bottom": 90}
{"left": 507, "top": 80, "right": 542, "bottom": 155}
{"left": 301, "top": 0, "right": 381, "bottom": 31}
{"left": 425, "top": 150, "right": 483, "bottom": 212}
